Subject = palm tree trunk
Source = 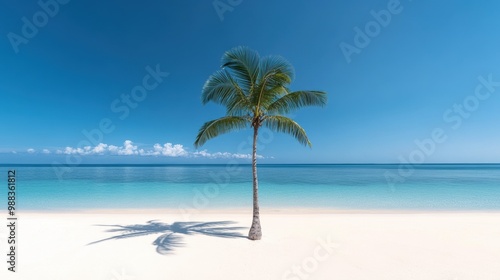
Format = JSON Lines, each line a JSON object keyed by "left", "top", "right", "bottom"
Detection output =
{"left": 248, "top": 125, "right": 262, "bottom": 240}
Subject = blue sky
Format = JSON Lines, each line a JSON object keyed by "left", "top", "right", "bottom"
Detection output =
{"left": 1, "top": 0, "right": 500, "bottom": 164}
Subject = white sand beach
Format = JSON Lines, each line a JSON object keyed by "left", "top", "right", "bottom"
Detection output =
{"left": 2, "top": 210, "right": 500, "bottom": 280}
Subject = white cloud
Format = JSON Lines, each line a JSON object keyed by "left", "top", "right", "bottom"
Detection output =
{"left": 117, "top": 140, "right": 138, "bottom": 155}
{"left": 63, "top": 147, "right": 84, "bottom": 155}
{"left": 92, "top": 143, "right": 108, "bottom": 154}
{"left": 30, "top": 140, "right": 264, "bottom": 159}
{"left": 27, "top": 148, "right": 35, "bottom": 154}
{"left": 193, "top": 150, "right": 211, "bottom": 157}
{"left": 107, "top": 145, "right": 119, "bottom": 153}
{"left": 51, "top": 140, "right": 186, "bottom": 157}
{"left": 192, "top": 149, "right": 261, "bottom": 159}
{"left": 140, "top": 143, "right": 188, "bottom": 157}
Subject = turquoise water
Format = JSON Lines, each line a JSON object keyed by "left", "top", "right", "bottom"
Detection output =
{"left": 1, "top": 164, "right": 500, "bottom": 211}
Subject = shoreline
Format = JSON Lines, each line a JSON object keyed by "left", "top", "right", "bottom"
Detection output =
{"left": 17, "top": 207, "right": 500, "bottom": 215}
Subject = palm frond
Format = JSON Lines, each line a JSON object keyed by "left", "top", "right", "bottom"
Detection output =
{"left": 263, "top": 116, "right": 311, "bottom": 147}
{"left": 255, "top": 85, "right": 288, "bottom": 110}
{"left": 221, "top": 46, "right": 260, "bottom": 93}
{"left": 251, "top": 55, "right": 294, "bottom": 109}
{"left": 202, "top": 69, "right": 250, "bottom": 109}
{"left": 266, "top": 90, "right": 327, "bottom": 114}
{"left": 194, "top": 116, "right": 250, "bottom": 148}
{"left": 257, "top": 55, "right": 294, "bottom": 86}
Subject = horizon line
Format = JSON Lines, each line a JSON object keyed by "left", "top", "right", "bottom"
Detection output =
{"left": 1, "top": 163, "right": 500, "bottom": 167}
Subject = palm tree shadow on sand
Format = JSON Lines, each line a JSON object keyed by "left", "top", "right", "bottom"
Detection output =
{"left": 88, "top": 220, "right": 247, "bottom": 255}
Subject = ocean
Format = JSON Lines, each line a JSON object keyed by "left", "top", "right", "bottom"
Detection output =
{"left": 2, "top": 164, "right": 500, "bottom": 211}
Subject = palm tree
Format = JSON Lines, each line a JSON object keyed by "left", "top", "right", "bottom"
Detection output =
{"left": 194, "top": 47, "right": 327, "bottom": 240}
